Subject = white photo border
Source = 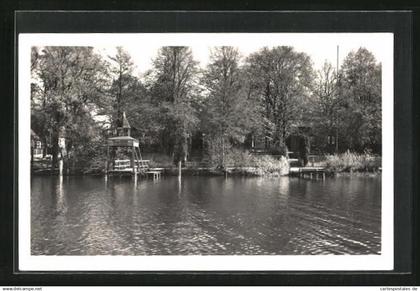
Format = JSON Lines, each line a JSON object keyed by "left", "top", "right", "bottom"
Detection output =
{"left": 18, "top": 33, "right": 394, "bottom": 271}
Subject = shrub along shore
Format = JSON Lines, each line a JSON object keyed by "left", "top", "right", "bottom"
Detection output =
{"left": 321, "top": 152, "right": 381, "bottom": 174}
{"left": 31, "top": 151, "right": 380, "bottom": 177}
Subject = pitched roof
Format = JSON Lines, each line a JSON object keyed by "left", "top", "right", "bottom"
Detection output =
{"left": 122, "top": 112, "right": 131, "bottom": 129}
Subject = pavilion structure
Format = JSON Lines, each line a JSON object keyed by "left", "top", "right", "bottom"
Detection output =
{"left": 106, "top": 112, "right": 144, "bottom": 176}
{"left": 105, "top": 112, "right": 163, "bottom": 179}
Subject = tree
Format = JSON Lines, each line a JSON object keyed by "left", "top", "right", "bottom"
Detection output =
{"left": 246, "top": 46, "right": 314, "bottom": 156}
{"left": 339, "top": 48, "right": 382, "bottom": 152}
{"left": 148, "top": 47, "right": 200, "bottom": 163}
{"left": 311, "top": 61, "right": 340, "bottom": 153}
{"left": 202, "top": 47, "right": 259, "bottom": 166}
{"left": 105, "top": 47, "right": 143, "bottom": 128}
{"left": 31, "top": 46, "right": 107, "bottom": 169}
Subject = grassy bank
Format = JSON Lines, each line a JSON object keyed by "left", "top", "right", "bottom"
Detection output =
{"left": 157, "top": 151, "right": 290, "bottom": 176}
{"left": 31, "top": 151, "right": 290, "bottom": 177}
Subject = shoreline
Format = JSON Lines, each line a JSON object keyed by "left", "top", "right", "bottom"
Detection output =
{"left": 31, "top": 166, "right": 381, "bottom": 177}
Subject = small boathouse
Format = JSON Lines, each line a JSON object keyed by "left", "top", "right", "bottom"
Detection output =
{"left": 105, "top": 112, "right": 162, "bottom": 179}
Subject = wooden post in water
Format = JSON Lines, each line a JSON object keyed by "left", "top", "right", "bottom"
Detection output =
{"left": 59, "top": 159, "right": 63, "bottom": 176}
{"left": 105, "top": 145, "right": 109, "bottom": 179}
{"left": 134, "top": 170, "right": 138, "bottom": 182}
{"left": 131, "top": 145, "right": 135, "bottom": 175}
{"left": 178, "top": 160, "right": 182, "bottom": 181}
{"left": 132, "top": 145, "right": 138, "bottom": 183}
{"left": 178, "top": 175, "right": 182, "bottom": 197}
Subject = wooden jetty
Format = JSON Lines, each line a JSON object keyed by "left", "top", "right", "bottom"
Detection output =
{"left": 108, "top": 159, "right": 163, "bottom": 179}
{"left": 105, "top": 112, "right": 163, "bottom": 180}
{"left": 289, "top": 166, "right": 326, "bottom": 180}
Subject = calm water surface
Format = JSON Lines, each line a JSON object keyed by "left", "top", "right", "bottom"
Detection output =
{"left": 31, "top": 175, "right": 381, "bottom": 255}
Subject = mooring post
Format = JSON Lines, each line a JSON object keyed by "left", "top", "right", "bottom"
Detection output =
{"left": 133, "top": 171, "right": 138, "bottom": 185}
{"left": 59, "top": 159, "right": 63, "bottom": 176}
{"left": 105, "top": 145, "right": 109, "bottom": 179}
{"left": 105, "top": 160, "right": 108, "bottom": 178}
{"left": 131, "top": 145, "right": 135, "bottom": 175}
{"left": 178, "top": 160, "right": 182, "bottom": 181}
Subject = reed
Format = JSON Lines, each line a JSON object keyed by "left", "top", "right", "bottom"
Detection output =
{"left": 324, "top": 151, "right": 381, "bottom": 173}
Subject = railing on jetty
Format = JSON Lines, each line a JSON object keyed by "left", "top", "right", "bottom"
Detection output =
{"left": 109, "top": 159, "right": 163, "bottom": 179}
{"left": 113, "top": 159, "right": 151, "bottom": 171}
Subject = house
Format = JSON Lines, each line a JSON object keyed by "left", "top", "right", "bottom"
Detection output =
{"left": 247, "top": 124, "right": 313, "bottom": 165}
{"left": 31, "top": 129, "right": 44, "bottom": 160}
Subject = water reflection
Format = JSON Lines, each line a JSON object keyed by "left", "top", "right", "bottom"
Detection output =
{"left": 278, "top": 177, "right": 290, "bottom": 196}
{"left": 56, "top": 175, "right": 66, "bottom": 215}
{"left": 31, "top": 175, "right": 381, "bottom": 255}
{"left": 177, "top": 179, "right": 182, "bottom": 198}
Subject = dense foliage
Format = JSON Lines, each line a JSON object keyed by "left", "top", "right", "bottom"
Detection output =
{"left": 245, "top": 46, "right": 314, "bottom": 156}
{"left": 30, "top": 45, "right": 382, "bottom": 172}
{"left": 31, "top": 47, "right": 107, "bottom": 171}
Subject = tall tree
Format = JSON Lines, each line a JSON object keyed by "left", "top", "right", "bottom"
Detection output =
{"left": 148, "top": 46, "right": 200, "bottom": 163}
{"left": 106, "top": 47, "right": 142, "bottom": 127}
{"left": 311, "top": 61, "right": 341, "bottom": 153}
{"left": 31, "top": 46, "right": 50, "bottom": 158}
{"left": 31, "top": 46, "right": 107, "bottom": 168}
{"left": 202, "top": 47, "right": 259, "bottom": 166}
{"left": 339, "top": 48, "right": 382, "bottom": 152}
{"left": 246, "top": 46, "right": 314, "bottom": 156}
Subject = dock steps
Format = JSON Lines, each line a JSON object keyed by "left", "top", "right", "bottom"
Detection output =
{"left": 290, "top": 167, "right": 326, "bottom": 180}
{"left": 145, "top": 171, "right": 162, "bottom": 179}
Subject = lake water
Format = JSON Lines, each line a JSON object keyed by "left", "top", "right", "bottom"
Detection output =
{"left": 31, "top": 175, "right": 381, "bottom": 255}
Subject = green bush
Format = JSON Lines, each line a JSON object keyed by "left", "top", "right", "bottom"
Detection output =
{"left": 223, "top": 148, "right": 254, "bottom": 167}
{"left": 324, "top": 151, "right": 381, "bottom": 173}
{"left": 207, "top": 146, "right": 289, "bottom": 176}
{"left": 252, "top": 154, "right": 289, "bottom": 175}
{"left": 75, "top": 140, "right": 106, "bottom": 174}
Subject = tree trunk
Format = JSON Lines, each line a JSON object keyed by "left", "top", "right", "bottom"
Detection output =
{"left": 51, "top": 130, "right": 59, "bottom": 170}
{"left": 183, "top": 135, "right": 188, "bottom": 163}
{"left": 42, "top": 137, "right": 47, "bottom": 158}
{"left": 221, "top": 136, "right": 225, "bottom": 168}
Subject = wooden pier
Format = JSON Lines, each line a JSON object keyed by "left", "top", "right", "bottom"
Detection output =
{"left": 108, "top": 159, "right": 163, "bottom": 179}
{"left": 145, "top": 170, "right": 163, "bottom": 179}
{"left": 289, "top": 166, "right": 326, "bottom": 180}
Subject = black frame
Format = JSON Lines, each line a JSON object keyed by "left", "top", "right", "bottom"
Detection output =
{"left": 0, "top": 8, "right": 417, "bottom": 286}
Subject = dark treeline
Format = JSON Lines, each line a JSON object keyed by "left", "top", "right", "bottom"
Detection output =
{"left": 30, "top": 45, "right": 381, "bottom": 171}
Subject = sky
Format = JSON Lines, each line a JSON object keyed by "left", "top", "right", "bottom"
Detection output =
{"left": 91, "top": 33, "right": 392, "bottom": 77}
